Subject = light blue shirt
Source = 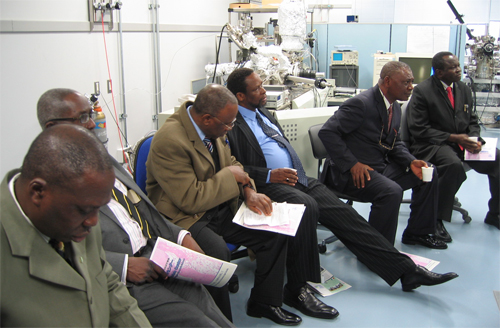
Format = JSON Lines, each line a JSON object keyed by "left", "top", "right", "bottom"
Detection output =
{"left": 187, "top": 105, "right": 207, "bottom": 142}
{"left": 238, "top": 106, "right": 293, "bottom": 182}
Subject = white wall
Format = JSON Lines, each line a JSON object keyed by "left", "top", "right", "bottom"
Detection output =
{"left": 0, "top": 0, "right": 235, "bottom": 176}
{"left": 0, "top": 0, "right": 497, "bottom": 176}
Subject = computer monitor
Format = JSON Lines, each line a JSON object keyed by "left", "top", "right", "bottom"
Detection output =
{"left": 395, "top": 53, "right": 434, "bottom": 85}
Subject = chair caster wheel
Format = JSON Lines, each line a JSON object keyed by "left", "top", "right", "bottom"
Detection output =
{"left": 228, "top": 274, "right": 239, "bottom": 293}
{"left": 318, "top": 244, "right": 327, "bottom": 254}
{"left": 228, "top": 281, "right": 239, "bottom": 293}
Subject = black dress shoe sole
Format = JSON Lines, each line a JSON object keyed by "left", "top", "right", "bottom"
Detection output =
{"left": 434, "top": 234, "right": 452, "bottom": 243}
{"left": 402, "top": 274, "right": 459, "bottom": 292}
{"left": 246, "top": 309, "right": 301, "bottom": 326}
{"left": 401, "top": 236, "right": 448, "bottom": 249}
{"left": 283, "top": 298, "right": 339, "bottom": 319}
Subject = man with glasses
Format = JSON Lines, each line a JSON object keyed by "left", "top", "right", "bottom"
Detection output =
{"left": 36, "top": 88, "right": 235, "bottom": 328}
{"left": 318, "top": 61, "right": 445, "bottom": 247}
{"left": 146, "top": 84, "right": 340, "bottom": 325}
{"left": 225, "top": 67, "right": 457, "bottom": 302}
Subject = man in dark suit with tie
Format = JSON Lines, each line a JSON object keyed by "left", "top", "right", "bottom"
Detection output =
{"left": 146, "top": 83, "right": 339, "bottom": 326}
{"left": 318, "top": 61, "right": 447, "bottom": 247}
{"left": 36, "top": 88, "right": 234, "bottom": 328}
{"left": 226, "top": 67, "right": 457, "bottom": 294}
{"left": 407, "top": 51, "right": 499, "bottom": 230}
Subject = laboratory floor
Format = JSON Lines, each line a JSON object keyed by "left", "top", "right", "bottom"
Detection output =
{"left": 229, "top": 127, "right": 500, "bottom": 328}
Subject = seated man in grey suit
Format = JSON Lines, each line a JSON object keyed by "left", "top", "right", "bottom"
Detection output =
{"left": 36, "top": 88, "right": 234, "bottom": 328}
{"left": 1, "top": 124, "right": 151, "bottom": 327}
{"left": 226, "top": 67, "right": 457, "bottom": 294}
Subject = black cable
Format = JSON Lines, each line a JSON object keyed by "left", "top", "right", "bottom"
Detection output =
{"left": 101, "top": 96, "right": 130, "bottom": 147}
{"left": 212, "top": 24, "right": 227, "bottom": 83}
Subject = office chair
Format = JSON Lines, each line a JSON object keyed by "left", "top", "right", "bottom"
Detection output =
{"left": 308, "top": 123, "right": 367, "bottom": 253}
{"left": 399, "top": 102, "right": 471, "bottom": 223}
{"left": 131, "top": 132, "right": 245, "bottom": 292}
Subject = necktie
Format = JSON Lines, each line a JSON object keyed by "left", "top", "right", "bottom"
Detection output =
{"left": 49, "top": 239, "right": 65, "bottom": 257}
{"left": 387, "top": 104, "right": 393, "bottom": 132}
{"left": 112, "top": 187, "right": 152, "bottom": 238}
{"left": 255, "top": 112, "right": 308, "bottom": 186}
{"left": 203, "top": 137, "right": 213, "bottom": 153}
{"left": 446, "top": 86, "right": 454, "bottom": 109}
{"left": 49, "top": 239, "right": 73, "bottom": 266}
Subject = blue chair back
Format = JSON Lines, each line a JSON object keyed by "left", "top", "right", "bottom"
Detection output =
{"left": 133, "top": 135, "right": 154, "bottom": 194}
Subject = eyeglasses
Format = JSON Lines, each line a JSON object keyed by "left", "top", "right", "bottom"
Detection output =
{"left": 211, "top": 115, "right": 236, "bottom": 130}
{"left": 379, "top": 126, "right": 397, "bottom": 150}
{"left": 46, "top": 110, "right": 97, "bottom": 125}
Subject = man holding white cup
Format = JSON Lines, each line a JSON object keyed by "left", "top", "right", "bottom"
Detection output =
{"left": 319, "top": 61, "right": 447, "bottom": 248}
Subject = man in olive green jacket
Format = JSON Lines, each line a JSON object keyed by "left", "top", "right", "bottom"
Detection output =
{"left": 0, "top": 124, "right": 151, "bottom": 327}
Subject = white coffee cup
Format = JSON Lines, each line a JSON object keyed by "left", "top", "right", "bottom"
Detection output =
{"left": 421, "top": 166, "right": 434, "bottom": 182}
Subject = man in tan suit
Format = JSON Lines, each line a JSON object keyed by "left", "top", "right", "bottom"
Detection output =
{"left": 1, "top": 124, "right": 151, "bottom": 327}
{"left": 146, "top": 84, "right": 338, "bottom": 325}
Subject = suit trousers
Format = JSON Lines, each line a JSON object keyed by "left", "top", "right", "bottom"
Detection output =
{"left": 430, "top": 145, "right": 500, "bottom": 221}
{"left": 260, "top": 177, "right": 415, "bottom": 286}
{"left": 338, "top": 162, "right": 438, "bottom": 244}
{"left": 128, "top": 278, "right": 234, "bottom": 328}
{"left": 189, "top": 207, "right": 288, "bottom": 307}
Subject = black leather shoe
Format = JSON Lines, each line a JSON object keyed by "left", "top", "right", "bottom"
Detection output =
{"left": 434, "top": 220, "right": 452, "bottom": 243}
{"left": 402, "top": 232, "right": 447, "bottom": 249}
{"left": 283, "top": 285, "right": 339, "bottom": 319}
{"left": 246, "top": 298, "right": 302, "bottom": 326}
{"left": 401, "top": 265, "right": 458, "bottom": 292}
{"left": 484, "top": 212, "right": 500, "bottom": 230}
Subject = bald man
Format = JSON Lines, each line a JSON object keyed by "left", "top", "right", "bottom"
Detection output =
{"left": 1, "top": 124, "right": 151, "bottom": 327}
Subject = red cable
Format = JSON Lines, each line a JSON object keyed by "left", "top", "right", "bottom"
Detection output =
{"left": 101, "top": 11, "right": 132, "bottom": 174}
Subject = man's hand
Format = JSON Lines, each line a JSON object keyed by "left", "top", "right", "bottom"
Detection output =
{"left": 270, "top": 168, "right": 298, "bottom": 186}
{"left": 410, "top": 160, "right": 428, "bottom": 180}
{"left": 127, "top": 257, "right": 167, "bottom": 285}
{"left": 181, "top": 234, "right": 205, "bottom": 254}
{"left": 449, "top": 133, "right": 481, "bottom": 153}
{"left": 226, "top": 166, "right": 251, "bottom": 185}
{"left": 244, "top": 189, "right": 273, "bottom": 216}
{"left": 350, "top": 162, "right": 374, "bottom": 188}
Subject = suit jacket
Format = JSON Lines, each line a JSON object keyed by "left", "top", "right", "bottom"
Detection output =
{"left": 100, "top": 157, "right": 182, "bottom": 277}
{"left": 146, "top": 101, "right": 247, "bottom": 229}
{"left": 0, "top": 170, "right": 150, "bottom": 328}
{"left": 227, "top": 106, "right": 289, "bottom": 188}
{"left": 318, "top": 85, "right": 415, "bottom": 191}
{"left": 407, "top": 75, "right": 480, "bottom": 161}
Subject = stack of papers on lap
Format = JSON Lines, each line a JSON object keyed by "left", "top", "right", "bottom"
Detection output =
{"left": 232, "top": 202, "right": 305, "bottom": 236}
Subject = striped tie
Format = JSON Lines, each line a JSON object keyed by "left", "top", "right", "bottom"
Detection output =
{"left": 203, "top": 137, "right": 213, "bottom": 153}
